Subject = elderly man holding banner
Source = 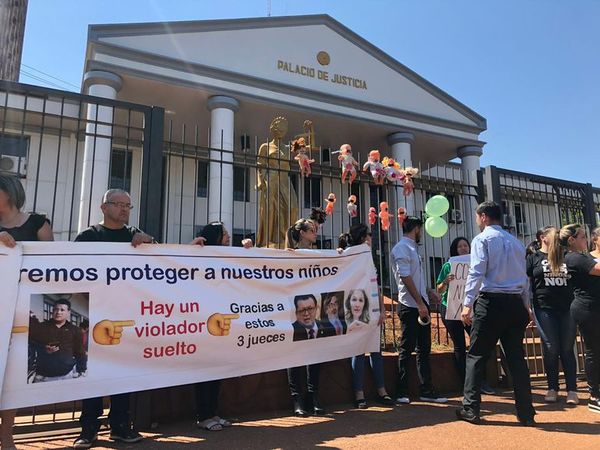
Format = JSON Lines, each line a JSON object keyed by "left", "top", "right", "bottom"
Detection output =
{"left": 72, "top": 189, "right": 153, "bottom": 449}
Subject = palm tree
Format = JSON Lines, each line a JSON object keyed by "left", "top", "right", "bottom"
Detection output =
{"left": 0, "top": 0, "right": 29, "bottom": 81}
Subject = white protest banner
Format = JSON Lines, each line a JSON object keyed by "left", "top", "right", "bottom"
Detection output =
{"left": 0, "top": 242, "right": 379, "bottom": 409}
{"left": 0, "top": 245, "right": 22, "bottom": 397}
{"left": 445, "top": 255, "right": 470, "bottom": 321}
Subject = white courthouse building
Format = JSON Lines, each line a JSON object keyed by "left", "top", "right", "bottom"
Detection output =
{"left": 1, "top": 15, "right": 598, "bottom": 289}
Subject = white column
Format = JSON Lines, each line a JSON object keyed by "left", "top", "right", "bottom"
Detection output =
{"left": 207, "top": 95, "right": 239, "bottom": 236}
{"left": 78, "top": 71, "right": 122, "bottom": 231}
{"left": 387, "top": 131, "right": 416, "bottom": 217}
{"left": 457, "top": 145, "right": 483, "bottom": 239}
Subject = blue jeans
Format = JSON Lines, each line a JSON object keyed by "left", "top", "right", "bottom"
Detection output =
{"left": 352, "top": 352, "right": 385, "bottom": 392}
{"left": 534, "top": 307, "right": 577, "bottom": 392}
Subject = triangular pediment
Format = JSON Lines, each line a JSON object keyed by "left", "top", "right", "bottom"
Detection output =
{"left": 88, "top": 15, "right": 485, "bottom": 131}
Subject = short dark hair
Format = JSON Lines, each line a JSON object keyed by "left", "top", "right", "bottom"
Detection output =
{"left": 450, "top": 237, "right": 470, "bottom": 257}
{"left": 294, "top": 294, "right": 317, "bottom": 310}
{"left": 54, "top": 299, "right": 71, "bottom": 310}
{"left": 476, "top": 201, "right": 502, "bottom": 222}
{"left": 338, "top": 223, "right": 370, "bottom": 249}
{"left": 402, "top": 216, "right": 423, "bottom": 234}
{"left": 199, "top": 222, "right": 225, "bottom": 246}
{"left": 0, "top": 174, "right": 26, "bottom": 210}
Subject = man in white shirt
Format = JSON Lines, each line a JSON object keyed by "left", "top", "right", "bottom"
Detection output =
{"left": 391, "top": 216, "right": 447, "bottom": 404}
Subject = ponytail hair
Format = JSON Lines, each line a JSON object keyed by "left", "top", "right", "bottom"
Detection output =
{"left": 548, "top": 224, "right": 581, "bottom": 274}
{"left": 285, "top": 218, "right": 315, "bottom": 249}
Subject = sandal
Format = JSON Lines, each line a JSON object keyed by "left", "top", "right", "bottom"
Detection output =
{"left": 196, "top": 418, "right": 222, "bottom": 431}
{"left": 213, "top": 416, "right": 232, "bottom": 427}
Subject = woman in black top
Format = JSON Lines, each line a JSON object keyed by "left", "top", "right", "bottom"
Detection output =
{"left": 548, "top": 224, "right": 600, "bottom": 414}
{"left": 527, "top": 226, "right": 577, "bottom": 404}
{"left": 1, "top": 174, "right": 54, "bottom": 450}
{"left": 190, "top": 222, "right": 234, "bottom": 431}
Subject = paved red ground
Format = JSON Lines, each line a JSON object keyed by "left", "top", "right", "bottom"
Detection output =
{"left": 12, "top": 382, "right": 600, "bottom": 449}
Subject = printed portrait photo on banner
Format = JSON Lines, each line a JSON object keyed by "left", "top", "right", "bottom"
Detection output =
{"left": 345, "top": 288, "right": 370, "bottom": 333}
{"left": 320, "top": 291, "right": 346, "bottom": 336}
{"left": 27, "top": 293, "right": 89, "bottom": 384}
{"left": 291, "top": 293, "right": 336, "bottom": 341}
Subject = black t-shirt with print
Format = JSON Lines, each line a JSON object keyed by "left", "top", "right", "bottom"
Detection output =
{"left": 564, "top": 251, "right": 600, "bottom": 305}
{"left": 526, "top": 251, "right": 573, "bottom": 311}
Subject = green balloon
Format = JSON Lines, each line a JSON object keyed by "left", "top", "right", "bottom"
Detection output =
{"left": 425, "top": 216, "right": 448, "bottom": 238}
{"left": 425, "top": 195, "right": 450, "bottom": 217}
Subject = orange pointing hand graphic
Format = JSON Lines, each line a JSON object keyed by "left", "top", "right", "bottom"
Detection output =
{"left": 207, "top": 313, "right": 239, "bottom": 336}
{"left": 93, "top": 320, "right": 135, "bottom": 345}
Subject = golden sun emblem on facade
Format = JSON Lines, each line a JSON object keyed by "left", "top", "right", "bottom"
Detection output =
{"left": 317, "top": 51, "right": 330, "bottom": 66}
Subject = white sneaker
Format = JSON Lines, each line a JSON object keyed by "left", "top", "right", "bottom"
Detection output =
{"left": 566, "top": 391, "right": 579, "bottom": 405}
{"left": 544, "top": 389, "right": 558, "bottom": 403}
{"left": 395, "top": 396, "right": 410, "bottom": 405}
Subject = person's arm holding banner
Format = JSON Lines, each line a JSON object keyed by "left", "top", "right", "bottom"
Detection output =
{"left": 436, "top": 262, "right": 454, "bottom": 296}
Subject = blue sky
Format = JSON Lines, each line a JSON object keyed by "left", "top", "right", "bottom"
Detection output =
{"left": 20, "top": 0, "right": 600, "bottom": 186}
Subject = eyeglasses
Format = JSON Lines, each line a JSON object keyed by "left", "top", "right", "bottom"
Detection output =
{"left": 105, "top": 201, "right": 134, "bottom": 210}
{"left": 297, "top": 306, "right": 316, "bottom": 315}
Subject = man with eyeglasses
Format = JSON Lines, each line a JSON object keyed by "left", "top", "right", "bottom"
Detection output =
{"left": 72, "top": 188, "right": 153, "bottom": 449}
{"left": 288, "top": 294, "right": 335, "bottom": 417}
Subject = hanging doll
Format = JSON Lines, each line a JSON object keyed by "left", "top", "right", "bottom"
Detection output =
{"left": 335, "top": 144, "right": 359, "bottom": 185}
{"left": 379, "top": 201, "right": 393, "bottom": 231}
{"left": 368, "top": 207, "right": 377, "bottom": 226}
{"left": 397, "top": 207, "right": 407, "bottom": 227}
{"left": 347, "top": 195, "right": 358, "bottom": 217}
{"left": 400, "top": 167, "right": 419, "bottom": 196}
{"left": 325, "top": 193, "right": 336, "bottom": 215}
{"left": 362, "top": 150, "right": 385, "bottom": 185}
{"left": 291, "top": 137, "right": 315, "bottom": 178}
{"left": 382, "top": 156, "right": 403, "bottom": 182}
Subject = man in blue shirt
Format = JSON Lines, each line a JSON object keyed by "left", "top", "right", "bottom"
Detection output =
{"left": 456, "top": 202, "right": 535, "bottom": 426}
{"left": 391, "top": 216, "right": 447, "bottom": 404}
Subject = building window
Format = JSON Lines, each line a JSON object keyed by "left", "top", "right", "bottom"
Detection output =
{"left": 109, "top": 149, "right": 132, "bottom": 192}
{"left": 304, "top": 177, "right": 321, "bottom": 208}
{"left": 233, "top": 166, "right": 250, "bottom": 202}
{"left": 43, "top": 300, "right": 53, "bottom": 322}
{"left": 0, "top": 133, "right": 29, "bottom": 177}
{"left": 196, "top": 162, "right": 208, "bottom": 198}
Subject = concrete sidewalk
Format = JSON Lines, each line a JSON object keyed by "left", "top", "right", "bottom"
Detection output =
{"left": 13, "top": 382, "right": 600, "bottom": 449}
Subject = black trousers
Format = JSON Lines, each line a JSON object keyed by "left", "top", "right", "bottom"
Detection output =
{"left": 194, "top": 380, "right": 221, "bottom": 421}
{"left": 80, "top": 393, "right": 130, "bottom": 432}
{"left": 287, "top": 364, "right": 321, "bottom": 397}
{"left": 571, "top": 299, "right": 600, "bottom": 398}
{"left": 397, "top": 304, "right": 433, "bottom": 396}
{"left": 441, "top": 303, "right": 468, "bottom": 382}
{"left": 463, "top": 293, "right": 534, "bottom": 419}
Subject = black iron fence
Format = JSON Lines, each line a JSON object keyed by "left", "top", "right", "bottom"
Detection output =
{"left": 2, "top": 81, "right": 598, "bottom": 433}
